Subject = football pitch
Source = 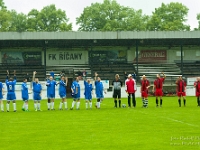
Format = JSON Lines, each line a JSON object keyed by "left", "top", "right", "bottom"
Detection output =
{"left": 0, "top": 97, "right": 200, "bottom": 150}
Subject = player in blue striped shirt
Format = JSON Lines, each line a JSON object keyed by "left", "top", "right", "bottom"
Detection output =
{"left": 21, "top": 78, "right": 29, "bottom": 111}
{"left": 5, "top": 70, "right": 17, "bottom": 112}
{"left": 46, "top": 76, "right": 57, "bottom": 110}
{"left": 59, "top": 76, "right": 68, "bottom": 110}
{"left": 70, "top": 77, "right": 80, "bottom": 110}
{"left": 84, "top": 78, "right": 93, "bottom": 109}
{"left": 32, "top": 71, "right": 42, "bottom": 111}
{"left": 0, "top": 81, "right": 4, "bottom": 112}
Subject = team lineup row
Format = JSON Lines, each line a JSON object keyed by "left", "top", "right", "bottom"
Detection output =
{"left": 0, "top": 71, "right": 106, "bottom": 112}
{"left": 0, "top": 71, "right": 200, "bottom": 112}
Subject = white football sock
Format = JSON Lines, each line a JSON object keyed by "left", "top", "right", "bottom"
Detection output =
{"left": 72, "top": 101, "right": 75, "bottom": 108}
{"left": 59, "top": 102, "right": 63, "bottom": 109}
{"left": 13, "top": 103, "right": 16, "bottom": 111}
{"left": 51, "top": 102, "right": 54, "bottom": 109}
{"left": 34, "top": 103, "right": 37, "bottom": 109}
{"left": 64, "top": 102, "right": 67, "bottom": 109}
{"left": 6, "top": 103, "right": 9, "bottom": 111}
{"left": 89, "top": 102, "right": 92, "bottom": 108}
{"left": 26, "top": 103, "right": 28, "bottom": 110}
{"left": 47, "top": 103, "right": 50, "bottom": 109}
{"left": 37, "top": 103, "right": 40, "bottom": 110}
{"left": 97, "top": 102, "right": 100, "bottom": 108}
{"left": 76, "top": 102, "right": 80, "bottom": 109}
{"left": 86, "top": 103, "right": 88, "bottom": 109}
{"left": 22, "top": 103, "right": 25, "bottom": 109}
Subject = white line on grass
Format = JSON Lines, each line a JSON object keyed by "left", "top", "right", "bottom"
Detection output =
{"left": 163, "top": 117, "right": 199, "bottom": 127}
{"left": 138, "top": 111, "right": 199, "bottom": 127}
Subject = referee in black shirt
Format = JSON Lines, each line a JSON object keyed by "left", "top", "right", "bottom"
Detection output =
{"left": 112, "top": 74, "right": 123, "bottom": 108}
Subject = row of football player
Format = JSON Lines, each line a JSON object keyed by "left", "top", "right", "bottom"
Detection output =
{"left": 123, "top": 73, "right": 200, "bottom": 108}
{"left": 1, "top": 70, "right": 199, "bottom": 112}
{"left": 0, "top": 71, "right": 106, "bottom": 112}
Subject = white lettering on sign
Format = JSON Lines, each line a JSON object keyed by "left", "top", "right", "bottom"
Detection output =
{"left": 141, "top": 51, "right": 166, "bottom": 58}
{"left": 48, "top": 52, "right": 83, "bottom": 60}
{"left": 46, "top": 51, "right": 88, "bottom": 65}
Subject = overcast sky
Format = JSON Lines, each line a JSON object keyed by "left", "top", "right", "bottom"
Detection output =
{"left": 3, "top": 0, "right": 200, "bottom": 31}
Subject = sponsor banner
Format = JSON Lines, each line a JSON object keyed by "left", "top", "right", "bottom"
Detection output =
{"left": 186, "top": 86, "right": 195, "bottom": 96}
{"left": 1, "top": 51, "right": 42, "bottom": 65}
{"left": 46, "top": 51, "right": 88, "bottom": 65}
{"left": 89, "top": 50, "right": 127, "bottom": 63}
{"left": 135, "top": 50, "right": 167, "bottom": 62}
{"left": 187, "top": 77, "right": 197, "bottom": 86}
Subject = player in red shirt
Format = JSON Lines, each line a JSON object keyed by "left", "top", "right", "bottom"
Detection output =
{"left": 176, "top": 76, "right": 186, "bottom": 107}
{"left": 194, "top": 77, "right": 200, "bottom": 107}
{"left": 140, "top": 75, "right": 150, "bottom": 108}
{"left": 152, "top": 72, "right": 166, "bottom": 107}
{"left": 126, "top": 74, "right": 137, "bottom": 108}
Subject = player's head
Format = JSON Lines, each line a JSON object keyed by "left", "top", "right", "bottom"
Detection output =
{"left": 198, "top": 77, "right": 200, "bottom": 81}
{"left": 156, "top": 74, "right": 160, "bottom": 78}
{"left": 35, "top": 78, "right": 39, "bottom": 83}
{"left": 23, "top": 78, "right": 27, "bottom": 82}
{"left": 115, "top": 74, "right": 119, "bottom": 80}
{"left": 61, "top": 76, "right": 65, "bottom": 80}
{"left": 76, "top": 77, "right": 79, "bottom": 82}
{"left": 49, "top": 76, "right": 53, "bottom": 81}
{"left": 142, "top": 75, "right": 146, "bottom": 80}
{"left": 179, "top": 76, "right": 182, "bottom": 80}
{"left": 9, "top": 77, "right": 13, "bottom": 81}
{"left": 97, "top": 77, "right": 101, "bottom": 82}
{"left": 128, "top": 74, "right": 132, "bottom": 79}
{"left": 87, "top": 79, "right": 91, "bottom": 83}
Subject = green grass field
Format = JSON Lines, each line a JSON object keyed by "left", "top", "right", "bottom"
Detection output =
{"left": 0, "top": 97, "right": 200, "bottom": 150}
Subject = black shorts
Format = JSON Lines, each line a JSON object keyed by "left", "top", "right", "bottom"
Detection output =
{"left": 113, "top": 90, "right": 121, "bottom": 99}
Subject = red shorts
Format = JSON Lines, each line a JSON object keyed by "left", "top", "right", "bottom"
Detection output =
{"left": 155, "top": 89, "right": 163, "bottom": 96}
{"left": 141, "top": 91, "right": 148, "bottom": 98}
{"left": 196, "top": 92, "right": 200, "bottom": 97}
{"left": 177, "top": 92, "right": 186, "bottom": 97}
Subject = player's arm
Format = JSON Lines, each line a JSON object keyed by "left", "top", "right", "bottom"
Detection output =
{"left": 13, "top": 70, "right": 17, "bottom": 83}
{"left": 120, "top": 80, "right": 123, "bottom": 87}
{"left": 32, "top": 71, "right": 36, "bottom": 82}
{"left": 76, "top": 85, "right": 78, "bottom": 94}
{"left": 152, "top": 81, "right": 155, "bottom": 92}
{"left": 40, "top": 85, "right": 42, "bottom": 96}
{"left": 184, "top": 82, "right": 187, "bottom": 92}
{"left": 161, "top": 72, "right": 166, "bottom": 79}
{"left": 46, "top": 80, "right": 50, "bottom": 86}
{"left": 6, "top": 70, "right": 9, "bottom": 82}
{"left": 71, "top": 84, "right": 74, "bottom": 93}
{"left": 102, "top": 84, "right": 106, "bottom": 94}
{"left": 22, "top": 83, "right": 28, "bottom": 89}
{"left": 94, "top": 72, "right": 98, "bottom": 81}
{"left": 134, "top": 80, "right": 137, "bottom": 92}
{"left": 2, "top": 85, "right": 5, "bottom": 95}
{"left": 65, "top": 77, "right": 68, "bottom": 86}
{"left": 194, "top": 81, "right": 196, "bottom": 87}
{"left": 147, "top": 80, "right": 150, "bottom": 89}
{"left": 125, "top": 80, "right": 128, "bottom": 92}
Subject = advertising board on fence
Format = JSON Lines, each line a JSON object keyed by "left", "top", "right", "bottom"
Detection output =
{"left": 89, "top": 50, "right": 127, "bottom": 63}
{"left": 187, "top": 77, "right": 197, "bottom": 86}
{"left": 135, "top": 50, "right": 167, "bottom": 62}
{"left": 1, "top": 51, "right": 42, "bottom": 65}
